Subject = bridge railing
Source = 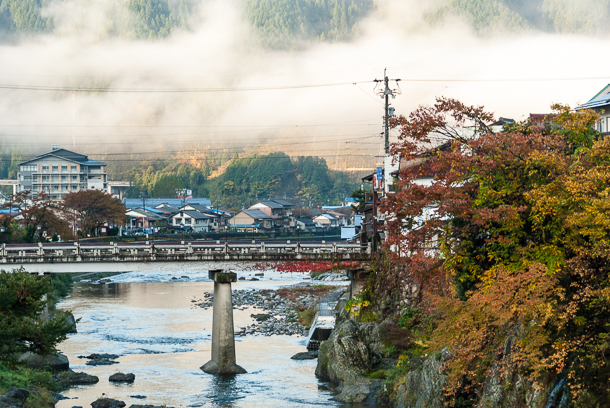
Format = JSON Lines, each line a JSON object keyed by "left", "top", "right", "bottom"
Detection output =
{"left": 0, "top": 240, "right": 371, "bottom": 264}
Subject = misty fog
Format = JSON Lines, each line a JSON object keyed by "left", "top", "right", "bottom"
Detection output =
{"left": 1, "top": 0, "right": 608, "bottom": 170}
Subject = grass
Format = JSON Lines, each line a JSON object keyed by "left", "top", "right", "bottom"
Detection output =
{"left": 0, "top": 362, "right": 60, "bottom": 407}
{"left": 298, "top": 308, "right": 316, "bottom": 327}
{"left": 276, "top": 285, "right": 339, "bottom": 302}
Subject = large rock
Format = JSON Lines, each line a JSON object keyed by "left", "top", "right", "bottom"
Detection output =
{"left": 315, "top": 319, "right": 390, "bottom": 404}
{"left": 109, "top": 373, "right": 136, "bottom": 383}
{"left": 0, "top": 387, "right": 29, "bottom": 408}
{"left": 18, "top": 352, "right": 69, "bottom": 372}
{"left": 91, "top": 398, "right": 126, "bottom": 408}
{"left": 395, "top": 353, "right": 447, "bottom": 408}
{"left": 65, "top": 312, "right": 78, "bottom": 334}
{"left": 54, "top": 369, "right": 99, "bottom": 388}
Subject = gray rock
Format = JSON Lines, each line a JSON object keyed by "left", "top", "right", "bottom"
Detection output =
{"left": 91, "top": 398, "right": 126, "bottom": 408}
{"left": 18, "top": 352, "right": 69, "bottom": 372}
{"left": 109, "top": 373, "right": 136, "bottom": 383}
{"left": 290, "top": 351, "right": 318, "bottom": 360}
{"left": 0, "top": 387, "right": 29, "bottom": 408}
{"left": 315, "top": 319, "right": 390, "bottom": 405}
{"left": 66, "top": 312, "right": 78, "bottom": 334}
{"left": 396, "top": 354, "right": 447, "bottom": 408}
{"left": 55, "top": 369, "right": 99, "bottom": 388}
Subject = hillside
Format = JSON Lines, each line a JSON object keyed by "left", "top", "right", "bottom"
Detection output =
{"left": 1, "top": 0, "right": 607, "bottom": 46}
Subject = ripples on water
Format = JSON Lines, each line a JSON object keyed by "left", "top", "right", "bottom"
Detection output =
{"left": 55, "top": 270, "right": 359, "bottom": 408}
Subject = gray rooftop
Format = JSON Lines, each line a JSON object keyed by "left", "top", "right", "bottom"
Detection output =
{"left": 19, "top": 148, "right": 107, "bottom": 167}
{"left": 242, "top": 209, "right": 273, "bottom": 219}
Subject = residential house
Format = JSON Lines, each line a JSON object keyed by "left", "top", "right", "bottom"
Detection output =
{"left": 171, "top": 210, "right": 214, "bottom": 233}
{"left": 313, "top": 213, "right": 339, "bottom": 228}
{"left": 576, "top": 84, "right": 610, "bottom": 133}
{"left": 231, "top": 209, "right": 273, "bottom": 231}
{"left": 296, "top": 217, "right": 318, "bottom": 232}
{"left": 179, "top": 203, "right": 227, "bottom": 230}
{"left": 17, "top": 146, "right": 107, "bottom": 200}
{"left": 154, "top": 203, "right": 181, "bottom": 216}
{"left": 247, "top": 200, "right": 295, "bottom": 229}
{"left": 126, "top": 207, "right": 168, "bottom": 233}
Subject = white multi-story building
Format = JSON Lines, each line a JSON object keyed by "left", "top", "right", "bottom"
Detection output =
{"left": 18, "top": 146, "right": 108, "bottom": 200}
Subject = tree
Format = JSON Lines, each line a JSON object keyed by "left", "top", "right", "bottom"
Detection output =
{"left": 3, "top": 192, "right": 73, "bottom": 243}
{"left": 63, "top": 190, "right": 126, "bottom": 236}
{"left": 384, "top": 97, "right": 610, "bottom": 404}
{"left": 0, "top": 269, "right": 72, "bottom": 365}
{"left": 152, "top": 174, "right": 185, "bottom": 198}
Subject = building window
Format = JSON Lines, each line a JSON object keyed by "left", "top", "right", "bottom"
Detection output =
{"left": 62, "top": 185, "right": 68, "bottom": 191}
{"left": 42, "top": 166, "right": 49, "bottom": 173}
{"left": 71, "top": 185, "right": 77, "bottom": 190}
{"left": 71, "top": 175, "right": 77, "bottom": 181}
{"left": 52, "top": 166, "right": 58, "bottom": 173}
{"left": 71, "top": 165, "right": 77, "bottom": 172}
{"left": 52, "top": 185, "right": 59, "bottom": 191}
{"left": 61, "top": 165, "right": 68, "bottom": 172}
{"left": 52, "top": 175, "right": 58, "bottom": 182}
{"left": 185, "top": 218, "right": 192, "bottom": 224}
{"left": 42, "top": 176, "right": 49, "bottom": 182}
{"left": 175, "top": 218, "right": 182, "bottom": 225}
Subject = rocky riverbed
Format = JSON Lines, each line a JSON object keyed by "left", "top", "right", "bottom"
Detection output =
{"left": 190, "top": 282, "right": 343, "bottom": 337}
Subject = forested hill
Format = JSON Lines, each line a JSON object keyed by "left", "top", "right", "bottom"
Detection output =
{"left": 0, "top": 0, "right": 607, "bottom": 47}
{"left": 429, "top": 0, "right": 610, "bottom": 34}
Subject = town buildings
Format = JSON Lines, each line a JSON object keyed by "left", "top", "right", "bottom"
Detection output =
{"left": 576, "top": 84, "right": 610, "bottom": 133}
{"left": 17, "top": 146, "right": 107, "bottom": 200}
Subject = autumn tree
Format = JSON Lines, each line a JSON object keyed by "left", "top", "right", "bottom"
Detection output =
{"left": 384, "top": 98, "right": 610, "bottom": 404}
{"left": 63, "top": 190, "right": 126, "bottom": 236}
{"left": 3, "top": 192, "right": 73, "bottom": 243}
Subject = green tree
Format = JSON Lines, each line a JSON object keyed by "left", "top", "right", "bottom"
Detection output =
{"left": 152, "top": 174, "right": 185, "bottom": 198}
{"left": 0, "top": 269, "right": 72, "bottom": 365}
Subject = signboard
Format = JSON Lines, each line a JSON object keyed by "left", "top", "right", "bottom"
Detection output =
{"left": 355, "top": 214, "right": 362, "bottom": 227}
{"left": 341, "top": 227, "right": 357, "bottom": 240}
{"left": 374, "top": 166, "right": 384, "bottom": 190}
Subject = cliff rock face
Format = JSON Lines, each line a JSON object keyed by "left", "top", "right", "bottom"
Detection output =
{"left": 395, "top": 353, "right": 447, "bottom": 408}
{"left": 315, "top": 319, "right": 390, "bottom": 404}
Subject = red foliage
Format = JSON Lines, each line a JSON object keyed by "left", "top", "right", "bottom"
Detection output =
{"left": 247, "top": 261, "right": 363, "bottom": 273}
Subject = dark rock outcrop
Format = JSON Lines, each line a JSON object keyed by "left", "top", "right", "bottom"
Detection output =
{"left": 91, "top": 398, "right": 126, "bottom": 408}
{"left": 54, "top": 369, "right": 99, "bottom": 388}
{"left": 315, "top": 319, "right": 391, "bottom": 404}
{"left": 109, "top": 373, "right": 136, "bottom": 383}
{"left": 0, "top": 387, "right": 29, "bottom": 408}
{"left": 17, "top": 352, "right": 69, "bottom": 372}
{"left": 291, "top": 350, "right": 318, "bottom": 360}
{"left": 66, "top": 312, "right": 78, "bottom": 333}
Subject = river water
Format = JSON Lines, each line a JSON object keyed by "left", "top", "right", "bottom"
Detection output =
{"left": 55, "top": 269, "right": 356, "bottom": 408}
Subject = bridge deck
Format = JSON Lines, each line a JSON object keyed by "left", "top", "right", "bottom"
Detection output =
{"left": 0, "top": 240, "right": 371, "bottom": 265}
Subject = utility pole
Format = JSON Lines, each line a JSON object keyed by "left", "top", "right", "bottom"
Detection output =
{"left": 374, "top": 69, "right": 401, "bottom": 154}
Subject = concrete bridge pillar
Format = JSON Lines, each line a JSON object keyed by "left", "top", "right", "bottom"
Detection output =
{"left": 201, "top": 269, "right": 246, "bottom": 375}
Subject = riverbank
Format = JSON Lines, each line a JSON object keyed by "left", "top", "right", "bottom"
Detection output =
{"left": 51, "top": 270, "right": 353, "bottom": 408}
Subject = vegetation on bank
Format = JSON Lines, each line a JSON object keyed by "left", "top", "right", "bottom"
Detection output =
{"left": 0, "top": 269, "right": 74, "bottom": 405}
{"left": 349, "top": 100, "right": 610, "bottom": 406}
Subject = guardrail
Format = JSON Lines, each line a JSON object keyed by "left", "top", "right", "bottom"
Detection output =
{"left": 0, "top": 240, "right": 371, "bottom": 264}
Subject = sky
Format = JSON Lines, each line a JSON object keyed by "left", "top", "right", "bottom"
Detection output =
{"left": 0, "top": 0, "right": 608, "bottom": 170}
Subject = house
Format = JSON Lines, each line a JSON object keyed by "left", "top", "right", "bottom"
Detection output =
{"left": 247, "top": 200, "right": 295, "bottom": 229}
{"left": 171, "top": 210, "right": 215, "bottom": 233}
{"left": 178, "top": 204, "right": 227, "bottom": 230}
{"left": 125, "top": 207, "right": 168, "bottom": 232}
{"left": 231, "top": 209, "right": 274, "bottom": 231}
{"left": 154, "top": 203, "right": 181, "bottom": 216}
{"left": 576, "top": 84, "right": 610, "bottom": 133}
{"left": 313, "top": 213, "right": 339, "bottom": 228}
{"left": 296, "top": 217, "right": 318, "bottom": 232}
{"left": 17, "top": 145, "right": 107, "bottom": 200}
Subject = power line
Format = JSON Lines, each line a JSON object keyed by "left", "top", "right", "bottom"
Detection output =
{"left": 0, "top": 81, "right": 374, "bottom": 93}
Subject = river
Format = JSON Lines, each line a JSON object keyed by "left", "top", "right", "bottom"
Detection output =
{"left": 55, "top": 269, "right": 358, "bottom": 408}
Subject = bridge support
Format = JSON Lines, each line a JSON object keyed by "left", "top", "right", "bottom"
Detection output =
{"left": 201, "top": 269, "right": 246, "bottom": 375}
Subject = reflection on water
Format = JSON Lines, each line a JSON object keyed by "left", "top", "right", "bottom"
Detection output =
{"left": 55, "top": 277, "right": 360, "bottom": 408}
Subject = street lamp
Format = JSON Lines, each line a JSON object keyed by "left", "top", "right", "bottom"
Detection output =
{"left": 0, "top": 226, "right": 6, "bottom": 233}
{"left": 36, "top": 224, "right": 42, "bottom": 242}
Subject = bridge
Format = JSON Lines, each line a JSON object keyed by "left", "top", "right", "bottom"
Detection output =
{"left": 0, "top": 240, "right": 370, "bottom": 271}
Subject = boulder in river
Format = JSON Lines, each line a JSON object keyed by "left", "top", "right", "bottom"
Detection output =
{"left": 109, "top": 373, "right": 136, "bottom": 383}
{"left": 251, "top": 313, "right": 271, "bottom": 322}
{"left": 290, "top": 351, "right": 318, "bottom": 360}
{"left": 54, "top": 369, "right": 99, "bottom": 388}
{"left": 17, "top": 352, "right": 69, "bottom": 372}
{"left": 0, "top": 387, "right": 29, "bottom": 408}
{"left": 91, "top": 397, "right": 126, "bottom": 408}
